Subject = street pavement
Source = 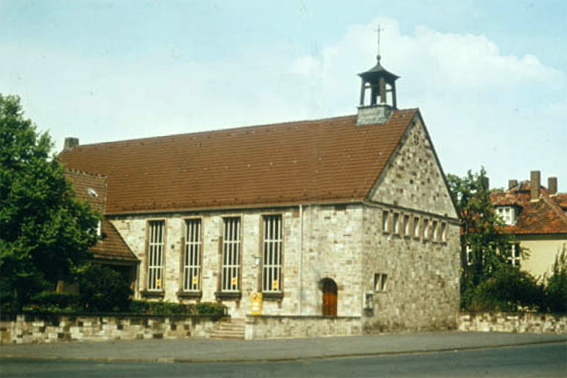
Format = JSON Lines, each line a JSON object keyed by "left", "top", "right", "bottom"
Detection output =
{"left": 0, "top": 331, "right": 565, "bottom": 363}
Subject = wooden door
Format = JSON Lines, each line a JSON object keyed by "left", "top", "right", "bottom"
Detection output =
{"left": 322, "top": 279, "right": 338, "bottom": 316}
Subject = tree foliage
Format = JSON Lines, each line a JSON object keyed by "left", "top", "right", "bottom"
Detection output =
{"left": 79, "top": 264, "right": 133, "bottom": 312}
{"left": 447, "top": 168, "right": 534, "bottom": 310}
{"left": 545, "top": 243, "right": 567, "bottom": 313}
{"left": 0, "top": 94, "right": 98, "bottom": 310}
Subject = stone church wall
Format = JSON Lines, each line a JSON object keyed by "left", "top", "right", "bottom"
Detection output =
{"left": 110, "top": 203, "right": 366, "bottom": 319}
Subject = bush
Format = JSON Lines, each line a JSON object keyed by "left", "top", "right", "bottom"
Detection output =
{"left": 79, "top": 264, "right": 133, "bottom": 312}
{"left": 463, "top": 266, "right": 545, "bottom": 312}
{"left": 545, "top": 245, "right": 567, "bottom": 313}
{"left": 196, "top": 302, "right": 226, "bottom": 316}
{"left": 129, "top": 300, "right": 196, "bottom": 315}
{"left": 28, "top": 291, "right": 80, "bottom": 312}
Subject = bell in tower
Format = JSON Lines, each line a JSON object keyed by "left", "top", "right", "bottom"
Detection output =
{"left": 356, "top": 54, "right": 399, "bottom": 126}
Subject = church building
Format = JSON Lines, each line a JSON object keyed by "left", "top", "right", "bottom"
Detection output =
{"left": 60, "top": 55, "right": 461, "bottom": 335}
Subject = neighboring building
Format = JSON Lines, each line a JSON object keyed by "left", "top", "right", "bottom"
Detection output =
{"left": 491, "top": 171, "right": 567, "bottom": 279}
{"left": 64, "top": 168, "right": 138, "bottom": 281}
{"left": 59, "top": 55, "right": 460, "bottom": 333}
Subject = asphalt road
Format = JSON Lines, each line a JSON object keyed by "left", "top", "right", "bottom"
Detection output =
{"left": 1, "top": 342, "right": 565, "bottom": 378}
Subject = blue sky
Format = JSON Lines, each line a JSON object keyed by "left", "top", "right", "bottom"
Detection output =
{"left": 1, "top": 0, "right": 566, "bottom": 190}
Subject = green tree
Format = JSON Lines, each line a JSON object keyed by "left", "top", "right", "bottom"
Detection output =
{"left": 447, "top": 168, "right": 520, "bottom": 309}
{"left": 0, "top": 94, "right": 98, "bottom": 310}
{"left": 545, "top": 243, "right": 567, "bottom": 313}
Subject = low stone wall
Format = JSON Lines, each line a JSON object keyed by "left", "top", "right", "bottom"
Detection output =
{"left": 0, "top": 313, "right": 226, "bottom": 344}
{"left": 458, "top": 312, "right": 567, "bottom": 334}
{"left": 245, "top": 315, "right": 362, "bottom": 340}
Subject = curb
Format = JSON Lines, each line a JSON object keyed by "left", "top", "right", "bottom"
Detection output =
{"left": 0, "top": 339, "right": 565, "bottom": 364}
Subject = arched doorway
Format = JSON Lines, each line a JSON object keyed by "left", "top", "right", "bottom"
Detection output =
{"left": 321, "top": 278, "right": 338, "bottom": 316}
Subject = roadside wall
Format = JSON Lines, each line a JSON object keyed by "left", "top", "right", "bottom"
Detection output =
{"left": 458, "top": 312, "right": 567, "bottom": 334}
{"left": 245, "top": 315, "right": 362, "bottom": 339}
{"left": 0, "top": 313, "right": 225, "bottom": 344}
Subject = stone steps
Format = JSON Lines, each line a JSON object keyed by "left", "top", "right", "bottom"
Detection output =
{"left": 208, "top": 318, "right": 245, "bottom": 340}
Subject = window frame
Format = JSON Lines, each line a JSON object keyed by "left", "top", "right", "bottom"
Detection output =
{"left": 182, "top": 218, "right": 203, "bottom": 292}
{"left": 403, "top": 214, "right": 410, "bottom": 238}
{"left": 374, "top": 273, "right": 389, "bottom": 293}
{"left": 508, "top": 243, "right": 521, "bottom": 267}
{"left": 220, "top": 216, "right": 242, "bottom": 293}
{"left": 146, "top": 219, "right": 166, "bottom": 292}
{"left": 382, "top": 211, "right": 390, "bottom": 234}
{"left": 262, "top": 214, "right": 284, "bottom": 294}
{"left": 413, "top": 216, "right": 421, "bottom": 240}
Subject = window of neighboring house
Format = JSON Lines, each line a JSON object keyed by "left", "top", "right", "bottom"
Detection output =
{"left": 496, "top": 206, "right": 516, "bottom": 226}
{"left": 431, "top": 221, "right": 438, "bottom": 242}
{"left": 393, "top": 213, "right": 400, "bottom": 235}
{"left": 382, "top": 211, "right": 389, "bottom": 233}
{"left": 413, "top": 216, "right": 420, "bottom": 239}
{"left": 374, "top": 273, "right": 388, "bottom": 292}
{"left": 96, "top": 220, "right": 102, "bottom": 237}
{"left": 440, "top": 222, "right": 447, "bottom": 242}
{"left": 465, "top": 245, "right": 473, "bottom": 266}
{"left": 508, "top": 243, "right": 521, "bottom": 267}
{"left": 403, "top": 215, "right": 410, "bottom": 237}
{"left": 262, "top": 215, "right": 283, "bottom": 293}
{"left": 222, "top": 217, "right": 241, "bottom": 292}
{"left": 147, "top": 220, "right": 165, "bottom": 291}
{"left": 422, "top": 219, "right": 429, "bottom": 241}
{"left": 183, "top": 219, "right": 202, "bottom": 292}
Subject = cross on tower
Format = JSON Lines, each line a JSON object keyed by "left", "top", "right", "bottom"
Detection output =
{"left": 375, "top": 25, "right": 384, "bottom": 60}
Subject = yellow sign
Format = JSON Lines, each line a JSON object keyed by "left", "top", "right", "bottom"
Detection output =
{"left": 192, "top": 276, "right": 199, "bottom": 285}
{"left": 250, "top": 293, "right": 263, "bottom": 316}
{"left": 156, "top": 278, "right": 161, "bottom": 289}
{"left": 272, "top": 279, "right": 279, "bottom": 290}
{"left": 231, "top": 276, "right": 238, "bottom": 287}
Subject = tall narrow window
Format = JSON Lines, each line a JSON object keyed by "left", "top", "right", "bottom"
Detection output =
{"left": 413, "top": 216, "right": 420, "bottom": 239}
{"left": 222, "top": 217, "right": 241, "bottom": 292}
{"left": 431, "top": 221, "right": 438, "bottom": 242}
{"left": 403, "top": 215, "right": 410, "bottom": 237}
{"left": 147, "top": 220, "right": 165, "bottom": 291}
{"left": 393, "top": 213, "right": 400, "bottom": 235}
{"left": 263, "top": 215, "right": 283, "bottom": 293}
{"left": 382, "top": 211, "right": 389, "bottom": 233}
{"left": 440, "top": 223, "right": 447, "bottom": 242}
{"left": 184, "top": 219, "right": 202, "bottom": 291}
{"left": 422, "top": 219, "right": 429, "bottom": 240}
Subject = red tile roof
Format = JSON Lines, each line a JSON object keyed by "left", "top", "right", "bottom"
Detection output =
{"left": 64, "top": 169, "right": 138, "bottom": 262}
{"left": 490, "top": 182, "right": 567, "bottom": 235}
{"left": 59, "top": 109, "right": 418, "bottom": 214}
{"left": 91, "top": 219, "right": 138, "bottom": 262}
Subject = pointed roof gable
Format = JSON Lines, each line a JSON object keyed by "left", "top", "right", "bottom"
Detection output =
{"left": 59, "top": 109, "right": 417, "bottom": 214}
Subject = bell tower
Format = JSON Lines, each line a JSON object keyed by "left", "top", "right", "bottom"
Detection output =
{"left": 357, "top": 27, "right": 399, "bottom": 125}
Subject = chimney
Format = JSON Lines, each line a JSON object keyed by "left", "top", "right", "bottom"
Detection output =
{"left": 548, "top": 177, "right": 558, "bottom": 195}
{"left": 508, "top": 179, "right": 518, "bottom": 190}
{"left": 482, "top": 176, "right": 489, "bottom": 191}
{"left": 530, "top": 170, "right": 541, "bottom": 200}
{"left": 64, "top": 137, "right": 79, "bottom": 150}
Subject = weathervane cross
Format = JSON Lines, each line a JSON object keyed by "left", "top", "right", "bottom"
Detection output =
{"left": 375, "top": 24, "right": 384, "bottom": 59}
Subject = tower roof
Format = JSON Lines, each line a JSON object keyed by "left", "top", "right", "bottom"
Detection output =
{"left": 358, "top": 56, "right": 400, "bottom": 83}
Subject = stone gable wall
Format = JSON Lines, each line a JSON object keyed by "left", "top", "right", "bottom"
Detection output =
{"left": 369, "top": 117, "right": 457, "bottom": 218}
{"left": 361, "top": 206, "right": 460, "bottom": 333}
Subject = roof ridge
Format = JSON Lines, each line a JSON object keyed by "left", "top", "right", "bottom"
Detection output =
{"left": 63, "top": 109, "right": 418, "bottom": 150}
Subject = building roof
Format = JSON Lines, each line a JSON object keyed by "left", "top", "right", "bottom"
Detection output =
{"left": 64, "top": 169, "right": 138, "bottom": 262}
{"left": 91, "top": 219, "right": 139, "bottom": 262}
{"left": 59, "top": 109, "right": 418, "bottom": 214}
{"left": 491, "top": 182, "right": 567, "bottom": 235}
